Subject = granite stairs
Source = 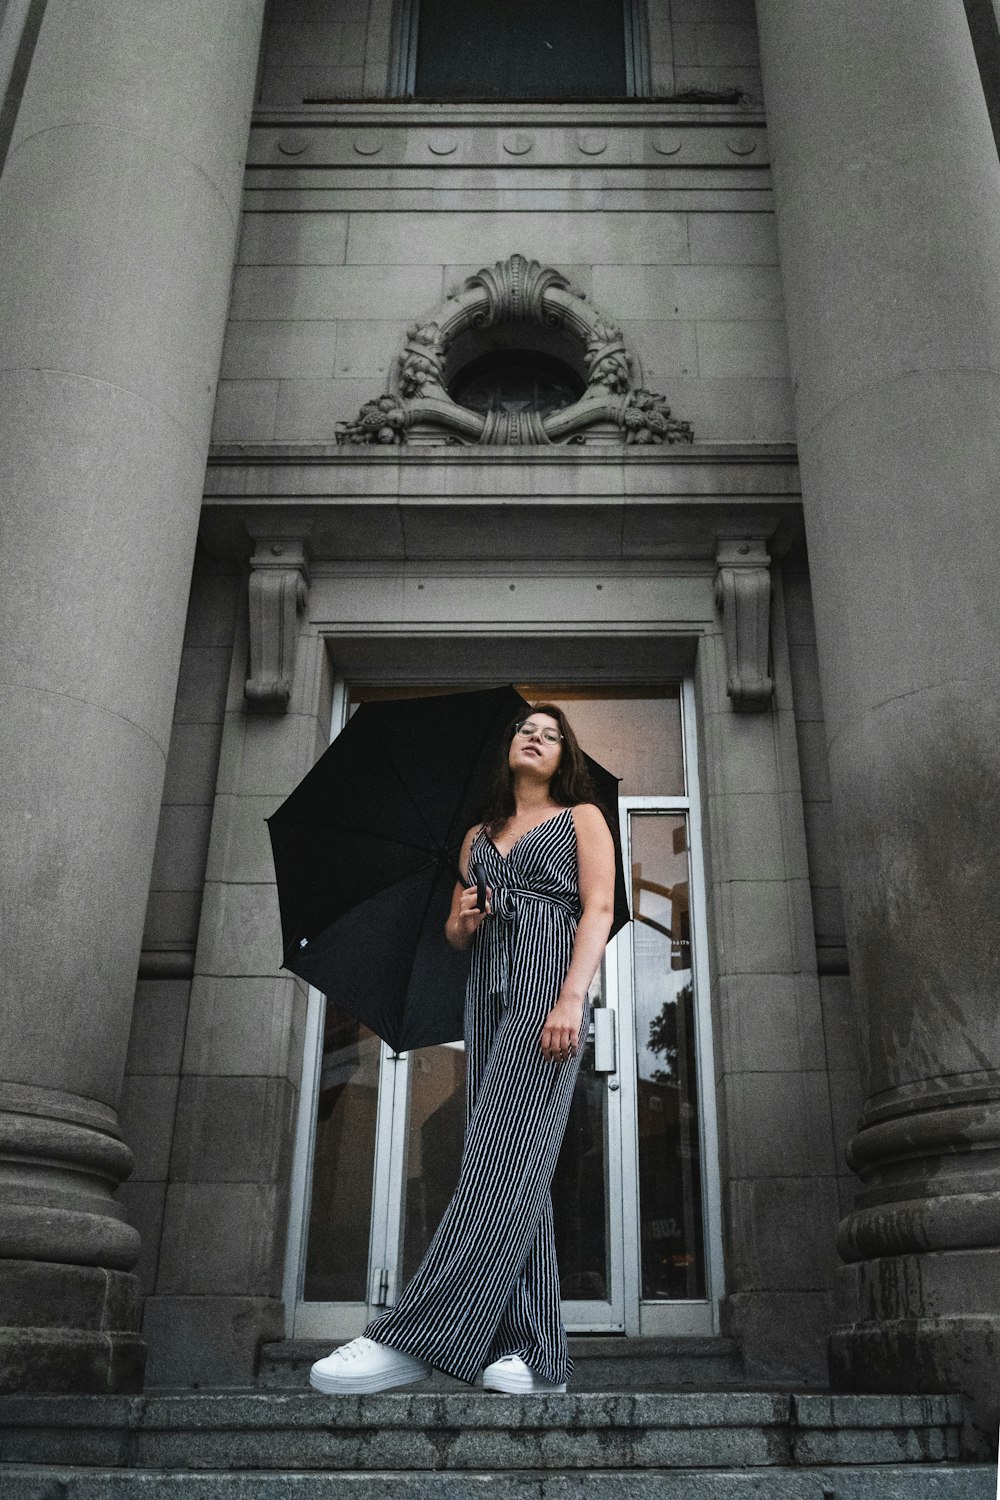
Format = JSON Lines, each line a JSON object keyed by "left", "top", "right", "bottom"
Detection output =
{"left": 0, "top": 1338, "right": 994, "bottom": 1498}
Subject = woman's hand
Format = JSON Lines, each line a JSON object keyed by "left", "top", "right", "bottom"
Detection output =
{"left": 445, "top": 883, "right": 491, "bottom": 951}
{"left": 445, "top": 826, "right": 491, "bottom": 951}
{"left": 541, "top": 990, "right": 585, "bottom": 1063}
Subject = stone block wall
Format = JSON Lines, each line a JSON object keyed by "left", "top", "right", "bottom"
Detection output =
{"left": 118, "top": 556, "right": 241, "bottom": 1302}
{"left": 651, "top": 0, "right": 763, "bottom": 99}
{"left": 138, "top": 582, "right": 333, "bottom": 1385}
{"left": 215, "top": 173, "right": 792, "bottom": 448}
{"left": 217, "top": 1, "right": 785, "bottom": 450}
{"left": 781, "top": 549, "right": 864, "bottom": 1247}
{"left": 697, "top": 579, "right": 844, "bottom": 1381}
{"left": 258, "top": 0, "right": 394, "bottom": 105}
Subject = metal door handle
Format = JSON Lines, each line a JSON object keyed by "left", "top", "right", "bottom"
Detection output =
{"left": 593, "top": 1008, "right": 617, "bottom": 1073}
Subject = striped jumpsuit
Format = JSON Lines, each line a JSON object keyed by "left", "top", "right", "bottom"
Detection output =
{"left": 364, "top": 805, "right": 588, "bottom": 1386}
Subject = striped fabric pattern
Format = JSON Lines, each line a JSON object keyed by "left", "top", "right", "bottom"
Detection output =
{"left": 364, "top": 805, "right": 589, "bottom": 1386}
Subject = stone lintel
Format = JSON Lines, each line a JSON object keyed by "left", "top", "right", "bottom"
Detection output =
{"left": 200, "top": 447, "right": 802, "bottom": 567}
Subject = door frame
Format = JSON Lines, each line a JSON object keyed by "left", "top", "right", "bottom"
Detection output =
{"left": 615, "top": 680, "right": 725, "bottom": 1335}
{"left": 283, "top": 672, "right": 724, "bottom": 1339}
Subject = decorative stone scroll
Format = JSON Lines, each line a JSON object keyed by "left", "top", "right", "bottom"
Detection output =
{"left": 465, "top": 255, "right": 568, "bottom": 326}
{"left": 713, "top": 538, "right": 774, "bottom": 713}
{"left": 336, "top": 253, "right": 693, "bottom": 449}
{"left": 244, "top": 536, "right": 310, "bottom": 715}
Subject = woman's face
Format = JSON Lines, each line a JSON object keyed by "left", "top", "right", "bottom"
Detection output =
{"left": 508, "top": 712, "right": 563, "bottom": 780}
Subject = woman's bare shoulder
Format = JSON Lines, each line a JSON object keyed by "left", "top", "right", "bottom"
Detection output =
{"left": 571, "top": 802, "right": 614, "bottom": 845}
{"left": 570, "top": 801, "right": 609, "bottom": 828}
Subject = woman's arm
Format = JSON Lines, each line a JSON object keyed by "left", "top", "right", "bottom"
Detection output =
{"left": 444, "top": 824, "right": 491, "bottom": 952}
{"left": 540, "top": 803, "right": 616, "bottom": 1061}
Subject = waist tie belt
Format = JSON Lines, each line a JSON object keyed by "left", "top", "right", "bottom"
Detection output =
{"left": 492, "top": 886, "right": 579, "bottom": 922}
{"left": 479, "top": 886, "right": 579, "bottom": 999}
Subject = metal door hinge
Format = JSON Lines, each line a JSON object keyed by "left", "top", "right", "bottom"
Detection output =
{"left": 369, "top": 1266, "right": 392, "bottom": 1306}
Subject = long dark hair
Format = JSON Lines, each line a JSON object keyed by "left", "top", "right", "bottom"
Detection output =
{"left": 480, "top": 703, "right": 597, "bottom": 835}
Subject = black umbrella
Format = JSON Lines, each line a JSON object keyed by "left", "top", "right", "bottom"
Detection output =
{"left": 266, "top": 685, "right": 630, "bottom": 1051}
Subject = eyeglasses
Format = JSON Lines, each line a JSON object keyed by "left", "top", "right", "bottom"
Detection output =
{"left": 514, "top": 720, "right": 563, "bottom": 744}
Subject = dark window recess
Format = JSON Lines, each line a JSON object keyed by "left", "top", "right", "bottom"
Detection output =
{"left": 413, "top": 0, "right": 628, "bottom": 100}
{"left": 449, "top": 352, "right": 585, "bottom": 417}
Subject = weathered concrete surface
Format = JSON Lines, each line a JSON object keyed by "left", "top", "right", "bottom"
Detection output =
{"left": 0, "top": 1466, "right": 995, "bottom": 1500}
{"left": 0, "top": 1389, "right": 965, "bottom": 1471}
{"left": 755, "top": 0, "right": 1000, "bottom": 1455}
{"left": 0, "top": 0, "right": 266, "bottom": 1391}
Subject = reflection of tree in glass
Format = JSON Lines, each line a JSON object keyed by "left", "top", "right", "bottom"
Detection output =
{"left": 648, "top": 983, "right": 692, "bottom": 1086}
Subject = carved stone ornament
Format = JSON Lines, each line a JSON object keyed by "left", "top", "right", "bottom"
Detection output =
{"left": 713, "top": 538, "right": 774, "bottom": 713}
{"left": 245, "top": 537, "right": 310, "bottom": 715}
{"left": 336, "top": 252, "right": 694, "bottom": 448}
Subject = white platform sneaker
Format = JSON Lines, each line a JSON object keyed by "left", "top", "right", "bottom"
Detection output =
{"left": 481, "top": 1354, "right": 567, "bottom": 1394}
{"left": 309, "top": 1336, "right": 432, "bottom": 1395}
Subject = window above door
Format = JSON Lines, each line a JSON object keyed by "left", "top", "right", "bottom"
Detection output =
{"left": 391, "top": 0, "right": 651, "bottom": 101}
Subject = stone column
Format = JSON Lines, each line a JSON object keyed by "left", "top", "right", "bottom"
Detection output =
{"left": 0, "top": 0, "right": 266, "bottom": 1392}
{"left": 755, "top": 0, "right": 1000, "bottom": 1448}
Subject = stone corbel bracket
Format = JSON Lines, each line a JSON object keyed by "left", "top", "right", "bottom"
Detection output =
{"left": 714, "top": 538, "right": 774, "bottom": 712}
{"left": 245, "top": 536, "right": 310, "bottom": 714}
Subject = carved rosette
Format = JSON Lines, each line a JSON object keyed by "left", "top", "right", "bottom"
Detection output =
{"left": 245, "top": 537, "right": 310, "bottom": 715}
{"left": 713, "top": 538, "right": 774, "bottom": 713}
{"left": 336, "top": 252, "right": 694, "bottom": 449}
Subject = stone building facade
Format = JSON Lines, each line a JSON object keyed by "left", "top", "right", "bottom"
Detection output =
{"left": 1, "top": 0, "right": 998, "bottom": 1456}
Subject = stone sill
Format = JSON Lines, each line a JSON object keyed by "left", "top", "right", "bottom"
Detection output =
{"left": 253, "top": 102, "right": 766, "bottom": 129}
{"left": 207, "top": 441, "right": 798, "bottom": 470}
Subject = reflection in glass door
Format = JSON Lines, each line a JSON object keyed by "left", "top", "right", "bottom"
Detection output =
{"left": 622, "top": 804, "right": 710, "bottom": 1321}
{"left": 285, "top": 680, "right": 722, "bottom": 1340}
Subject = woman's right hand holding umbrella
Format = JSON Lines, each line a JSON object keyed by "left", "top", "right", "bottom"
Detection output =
{"left": 445, "top": 884, "right": 492, "bottom": 951}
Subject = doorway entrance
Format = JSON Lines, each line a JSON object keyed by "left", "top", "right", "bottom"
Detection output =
{"left": 284, "top": 681, "right": 722, "bottom": 1339}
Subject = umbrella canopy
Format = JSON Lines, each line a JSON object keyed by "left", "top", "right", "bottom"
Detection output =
{"left": 267, "top": 685, "right": 630, "bottom": 1050}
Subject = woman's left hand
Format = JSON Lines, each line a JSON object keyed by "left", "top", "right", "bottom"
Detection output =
{"left": 541, "top": 992, "right": 584, "bottom": 1063}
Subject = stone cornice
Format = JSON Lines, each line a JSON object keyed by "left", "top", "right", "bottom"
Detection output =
{"left": 246, "top": 107, "right": 769, "bottom": 174}
{"left": 200, "top": 444, "right": 801, "bottom": 563}
{"left": 207, "top": 442, "right": 797, "bottom": 484}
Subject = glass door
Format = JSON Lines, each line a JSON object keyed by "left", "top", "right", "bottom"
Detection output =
{"left": 285, "top": 681, "right": 722, "bottom": 1340}
{"left": 615, "top": 795, "right": 720, "bottom": 1335}
{"left": 360, "top": 943, "right": 626, "bottom": 1333}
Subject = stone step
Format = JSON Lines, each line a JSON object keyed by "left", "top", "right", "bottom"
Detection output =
{"left": 258, "top": 1336, "right": 747, "bottom": 1391}
{"left": 0, "top": 1465, "right": 995, "bottom": 1499}
{"left": 0, "top": 1391, "right": 966, "bottom": 1473}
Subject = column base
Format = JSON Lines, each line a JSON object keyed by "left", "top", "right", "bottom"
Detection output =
{"left": 143, "top": 1296, "right": 284, "bottom": 1387}
{"left": 721, "top": 1289, "right": 832, "bottom": 1383}
{"left": 829, "top": 1254, "right": 1000, "bottom": 1459}
{"left": 0, "top": 1261, "right": 144, "bottom": 1393}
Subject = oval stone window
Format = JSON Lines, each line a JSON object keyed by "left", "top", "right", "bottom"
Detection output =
{"left": 449, "top": 351, "right": 585, "bottom": 418}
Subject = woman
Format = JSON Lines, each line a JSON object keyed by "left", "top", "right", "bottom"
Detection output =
{"left": 309, "top": 705, "right": 616, "bottom": 1395}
